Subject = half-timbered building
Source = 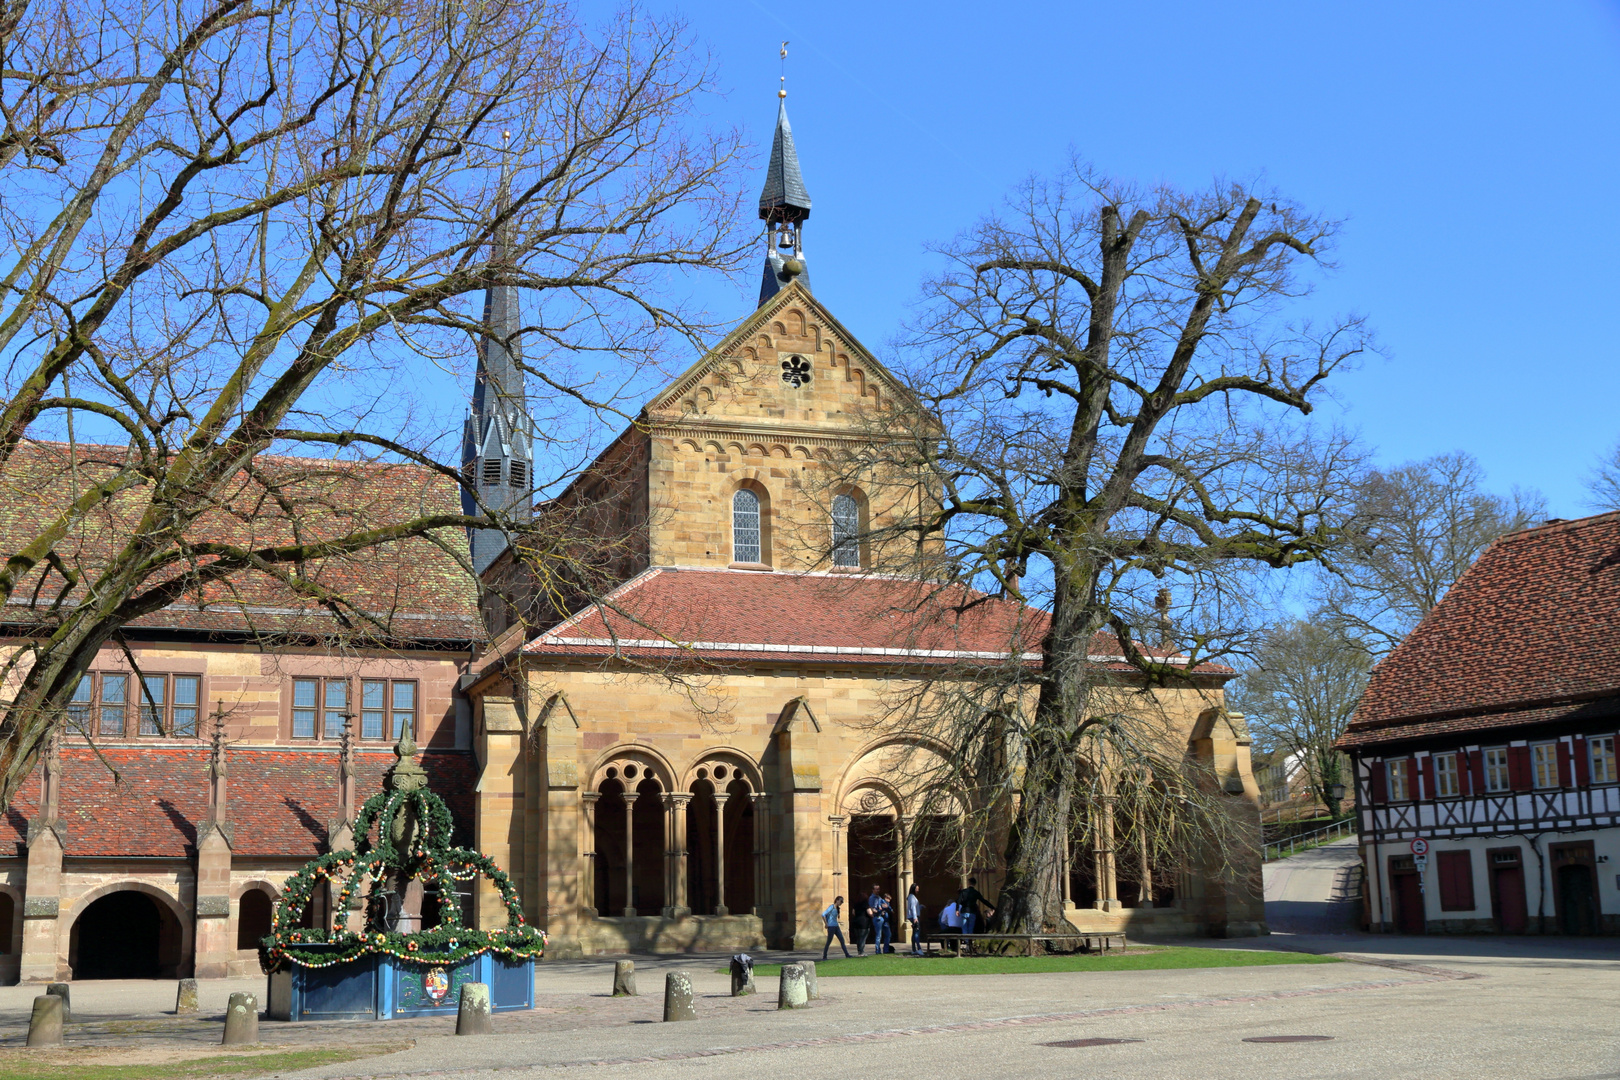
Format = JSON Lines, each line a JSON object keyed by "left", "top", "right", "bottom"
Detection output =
{"left": 1341, "top": 511, "right": 1620, "bottom": 935}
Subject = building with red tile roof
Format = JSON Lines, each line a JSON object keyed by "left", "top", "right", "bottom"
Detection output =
{"left": 1339, "top": 511, "right": 1620, "bottom": 935}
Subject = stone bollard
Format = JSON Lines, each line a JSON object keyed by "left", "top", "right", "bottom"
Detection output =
{"left": 729, "top": 954, "right": 755, "bottom": 996}
{"left": 221, "top": 992, "right": 259, "bottom": 1046}
{"left": 777, "top": 963, "right": 808, "bottom": 1010}
{"left": 801, "top": 959, "right": 819, "bottom": 1001}
{"left": 175, "top": 978, "right": 200, "bottom": 1014}
{"left": 663, "top": 971, "right": 696, "bottom": 1022}
{"left": 611, "top": 959, "right": 637, "bottom": 997}
{"left": 45, "top": 982, "right": 71, "bottom": 1023}
{"left": 26, "top": 995, "right": 64, "bottom": 1047}
{"left": 456, "top": 982, "right": 492, "bottom": 1035}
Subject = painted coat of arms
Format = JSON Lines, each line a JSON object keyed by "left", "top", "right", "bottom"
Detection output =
{"left": 423, "top": 966, "right": 451, "bottom": 1004}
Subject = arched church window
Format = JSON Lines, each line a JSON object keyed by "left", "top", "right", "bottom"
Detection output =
{"left": 832, "top": 494, "right": 860, "bottom": 567}
{"left": 733, "top": 489, "right": 761, "bottom": 564}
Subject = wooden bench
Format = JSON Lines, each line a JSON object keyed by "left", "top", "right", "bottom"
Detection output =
{"left": 934, "top": 931, "right": 1128, "bottom": 957}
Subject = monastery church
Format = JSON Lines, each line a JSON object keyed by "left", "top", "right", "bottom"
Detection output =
{"left": 0, "top": 95, "right": 1264, "bottom": 982}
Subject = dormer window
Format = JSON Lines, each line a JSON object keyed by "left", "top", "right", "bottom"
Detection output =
{"left": 733, "top": 489, "right": 761, "bottom": 563}
{"left": 832, "top": 493, "right": 860, "bottom": 568}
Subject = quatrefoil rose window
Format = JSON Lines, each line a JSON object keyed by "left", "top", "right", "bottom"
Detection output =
{"left": 781, "top": 355, "right": 812, "bottom": 388}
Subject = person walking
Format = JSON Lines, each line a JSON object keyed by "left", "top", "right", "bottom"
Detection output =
{"left": 821, "top": 896, "right": 851, "bottom": 960}
{"left": 906, "top": 884, "right": 925, "bottom": 955}
{"left": 957, "top": 877, "right": 993, "bottom": 936}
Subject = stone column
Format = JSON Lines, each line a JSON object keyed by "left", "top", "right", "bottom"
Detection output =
{"left": 664, "top": 792, "right": 691, "bottom": 919}
{"left": 1138, "top": 823, "right": 1153, "bottom": 908}
{"left": 1095, "top": 795, "right": 1120, "bottom": 913}
{"left": 1061, "top": 833, "right": 1075, "bottom": 911}
{"left": 751, "top": 792, "right": 771, "bottom": 915}
{"left": 713, "top": 793, "right": 729, "bottom": 916}
{"left": 580, "top": 792, "right": 600, "bottom": 918}
{"left": 532, "top": 691, "right": 584, "bottom": 954}
{"left": 21, "top": 737, "right": 65, "bottom": 983}
{"left": 194, "top": 710, "right": 236, "bottom": 977}
{"left": 897, "top": 815, "right": 915, "bottom": 946}
{"left": 827, "top": 815, "right": 846, "bottom": 903}
{"left": 622, "top": 793, "right": 638, "bottom": 917}
{"left": 475, "top": 696, "right": 525, "bottom": 929}
{"left": 19, "top": 825, "right": 63, "bottom": 983}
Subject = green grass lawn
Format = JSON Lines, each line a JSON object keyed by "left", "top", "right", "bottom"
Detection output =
{"left": 728, "top": 946, "right": 1340, "bottom": 978}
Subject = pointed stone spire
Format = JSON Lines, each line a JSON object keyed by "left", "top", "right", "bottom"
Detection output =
{"left": 758, "top": 87, "right": 813, "bottom": 306}
{"left": 462, "top": 156, "right": 535, "bottom": 574}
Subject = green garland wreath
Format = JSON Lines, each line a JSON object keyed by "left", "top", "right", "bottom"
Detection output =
{"left": 260, "top": 776, "right": 545, "bottom": 971}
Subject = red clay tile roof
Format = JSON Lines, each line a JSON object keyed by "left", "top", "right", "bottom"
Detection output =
{"left": 521, "top": 566, "right": 1229, "bottom": 673}
{"left": 1341, "top": 512, "right": 1620, "bottom": 749}
{"left": 2, "top": 746, "right": 475, "bottom": 858}
{"left": 0, "top": 441, "right": 482, "bottom": 645}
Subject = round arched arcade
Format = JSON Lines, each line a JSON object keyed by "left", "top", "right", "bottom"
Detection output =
{"left": 581, "top": 748, "right": 770, "bottom": 920}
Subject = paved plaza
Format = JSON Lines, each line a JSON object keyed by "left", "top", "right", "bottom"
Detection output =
{"left": 0, "top": 932, "right": 1615, "bottom": 1079}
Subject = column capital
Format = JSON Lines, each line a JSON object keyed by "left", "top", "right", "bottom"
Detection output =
{"left": 581, "top": 790, "right": 601, "bottom": 804}
{"left": 665, "top": 792, "right": 693, "bottom": 809}
{"left": 827, "top": 814, "right": 847, "bottom": 829}
{"left": 750, "top": 791, "right": 771, "bottom": 806}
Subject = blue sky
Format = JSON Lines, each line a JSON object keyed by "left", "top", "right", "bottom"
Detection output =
{"left": 605, "top": 0, "right": 1620, "bottom": 517}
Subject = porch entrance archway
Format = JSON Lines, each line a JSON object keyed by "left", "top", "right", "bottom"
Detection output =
{"left": 70, "top": 890, "right": 184, "bottom": 978}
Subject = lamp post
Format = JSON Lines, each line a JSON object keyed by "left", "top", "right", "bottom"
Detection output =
{"left": 1329, "top": 782, "right": 1347, "bottom": 819}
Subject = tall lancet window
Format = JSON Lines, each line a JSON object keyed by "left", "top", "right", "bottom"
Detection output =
{"left": 832, "top": 494, "right": 860, "bottom": 568}
{"left": 733, "top": 489, "right": 761, "bottom": 564}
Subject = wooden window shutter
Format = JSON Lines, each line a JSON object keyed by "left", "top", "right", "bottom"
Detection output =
{"left": 1558, "top": 740, "right": 1574, "bottom": 788}
{"left": 1370, "top": 762, "right": 1388, "bottom": 804}
{"left": 1469, "top": 750, "right": 1485, "bottom": 796}
{"left": 1509, "top": 745, "right": 1532, "bottom": 792}
{"left": 1419, "top": 756, "right": 1436, "bottom": 801}
{"left": 1437, "top": 850, "right": 1474, "bottom": 911}
{"left": 1574, "top": 736, "right": 1590, "bottom": 786}
{"left": 1406, "top": 758, "right": 1419, "bottom": 801}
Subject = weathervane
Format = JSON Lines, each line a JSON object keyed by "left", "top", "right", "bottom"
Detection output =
{"left": 779, "top": 40, "right": 789, "bottom": 98}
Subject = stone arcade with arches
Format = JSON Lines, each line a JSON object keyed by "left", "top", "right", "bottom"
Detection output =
{"left": 459, "top": 97, "right": 1266, "bottom": 956}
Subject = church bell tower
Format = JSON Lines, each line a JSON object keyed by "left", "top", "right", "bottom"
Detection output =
{"left": 461, "top": 209, "right": 534, "bottom": 575}
{"left": 758, "top": 83, "right": 813, "bottom": 306}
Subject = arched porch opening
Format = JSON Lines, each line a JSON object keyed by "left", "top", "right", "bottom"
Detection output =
{"left": 592, "top": 766, "right": 667, "bottom": 917}
{"left": 237, "top": 888, "right": 273, "bottom": 950}
{"left": 686, "top": 766, "right": 756, "bottom": 916}
{"left": 847, "top": 810, "right": 900, "bottom": 945}
{"left": 69, "top": 890, "right": 184, "bottom": 979}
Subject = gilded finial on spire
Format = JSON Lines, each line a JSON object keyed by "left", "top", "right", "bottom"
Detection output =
{"left": 779, "top": 41, "right": 789, "bottom": 98}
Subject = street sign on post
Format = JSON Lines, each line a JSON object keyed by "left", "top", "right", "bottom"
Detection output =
{"left": 1410, "top": 837, "right": 1430, "bottom": 856}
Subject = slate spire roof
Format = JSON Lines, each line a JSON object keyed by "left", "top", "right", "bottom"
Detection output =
{"left": 758, "top": 97, "right": 812, "bottom": 222}
{"left": 757, "top": 95, "right": 813, "bottom": 307}
{"left": 461, "top": 179, "right": 534, "bottom": 574}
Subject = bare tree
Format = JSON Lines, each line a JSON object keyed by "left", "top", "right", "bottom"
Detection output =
{"left": 1230, "top": 619, "right": 1367, "bottom": 816}
{"left": 1316, "top": 452, "right": 1543, "bottom": 656}
{"left": 0, "top": 0, "right": 750, "bottom": 810}
{"left": 825, "top": 161, "right": 1370, "bottom": 936}
{"left": 1583, "top": 440, "right": 1620, "bottom": 512}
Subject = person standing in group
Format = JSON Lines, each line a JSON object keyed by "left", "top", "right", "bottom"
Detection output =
{"left": 868, "top": 886, "right": 888, "bottom": 955}
{"left": 906, "top": 884, "right": 925, "bottom": 955}
{"left": 957, "top": 877, "right": 993, "bottom": 936}
{"left": 877, "top": 891, "right": 896, "bottom": 954}
{"left": 856, "top": 884, "right": 880, "bottom": 955}
{"left": 821, "top": 896, "right": 851, "bottom": 960}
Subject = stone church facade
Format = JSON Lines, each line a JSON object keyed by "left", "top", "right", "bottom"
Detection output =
{"left": 0, "top": 95, "right": 1263, "bottom": 984}
{"left": 461, "top": 100, "right": 1266, "bottom": 957}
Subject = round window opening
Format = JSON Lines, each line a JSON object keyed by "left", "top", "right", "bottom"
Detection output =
{"left": 781, "top": 355, "right": 812, "bottom": 388}
{"left": 624, "top": 764, "right": 638, "bottom": 779}
{"left": 715, "top": 765, "right": 728, "bottom": 779}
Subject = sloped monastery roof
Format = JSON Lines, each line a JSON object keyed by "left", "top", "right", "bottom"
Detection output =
{"left": 0, "top": 440, "right": 481, "bottom": 645}
{"left": 521, "top": 565, "right": 1230, "bottom": 674}
{"left": 1341, "top": 511, "right": 1620, "bottom": 749}
{"left": 4, "top": 746, "right": 476, "bottom": 858}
